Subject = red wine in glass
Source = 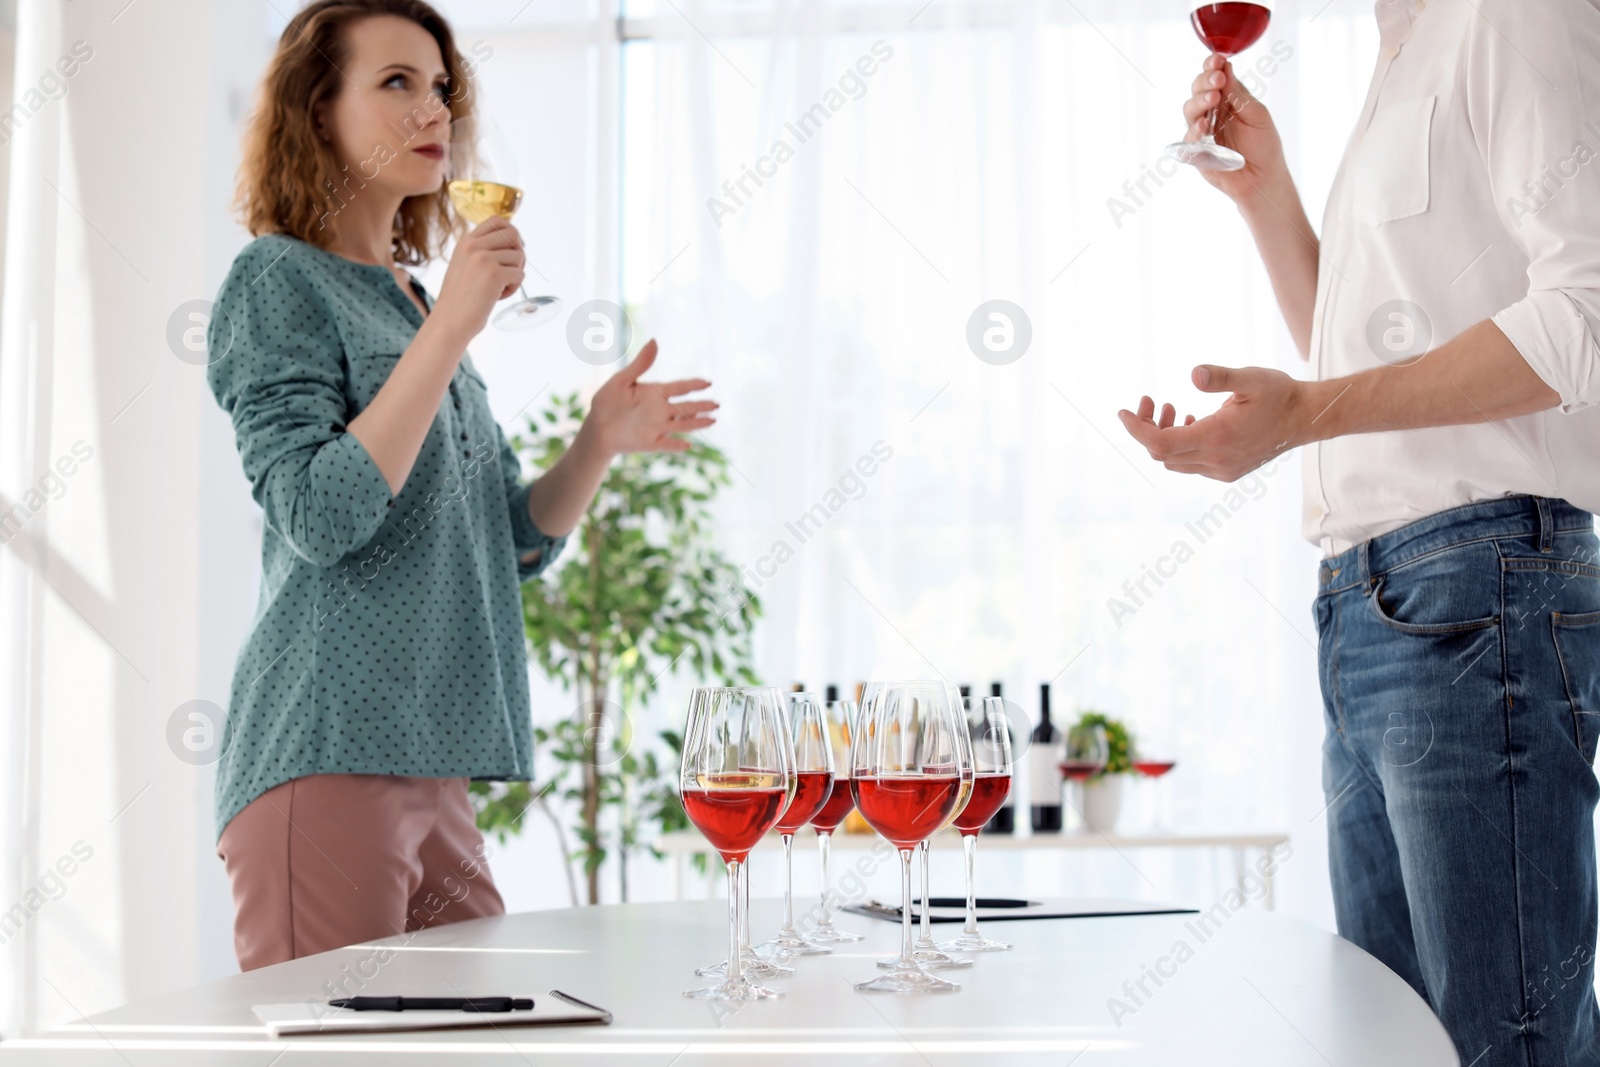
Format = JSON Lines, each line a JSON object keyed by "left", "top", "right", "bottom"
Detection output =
{"left": 1165, "top": 1, "right": 1274, "bottom": 172}
{"left": 1059, "top": 759, "right": 1102, "bottom": 782}
{"left": 1191, "top": 2, "right": 1270, "bottom": 55}
{"left": 681, "top": 776, "right": 789, "bottom": 863}
{"left": 853, "top": 775, "right": 963, "bottom": 848}
{"left": 1133, "top": 760, "right": 1178, "bottom": 778}
{"left": 952, "top": 773, "right": 1012, "bottom": 836}
{"left": 810, "top": 777, "right": 856, "bottom": 832}
{"left": 775, "top": 769, "right": 833, "bottom": 833}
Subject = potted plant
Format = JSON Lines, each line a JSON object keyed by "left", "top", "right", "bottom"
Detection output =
{"left": 470, "top": 390, "right": 762, "bottom": 905}
{"left": 1069, "top": 711, "right": 1135, "bottom": 833}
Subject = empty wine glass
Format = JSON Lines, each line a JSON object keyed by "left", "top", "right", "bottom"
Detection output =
{"left": 756, "top": 692, "right": 836, "bottom": 958}
{"left": 805, "top": 696, "right": 863, "bottom": 943}
{"left": 852, "top": 681, "right": 971, "bottom": 994}
{"left": 680, "top": 686, "right": 796, "bottom": 1000}
{"left": 938, "top": 695, "right": 1015, "bottom": 953}
{"left": 447, "top": 115, "right": 562, "bottom": 329}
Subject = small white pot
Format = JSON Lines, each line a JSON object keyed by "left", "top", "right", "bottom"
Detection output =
{"left": 1080, "top": 775, "right": 1125, "bottom": 834}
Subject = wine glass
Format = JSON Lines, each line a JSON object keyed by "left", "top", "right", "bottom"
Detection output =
{"left": 679, "top": 686, "right": 796, "bottom": 1000}
{"left": 756, "top": 693, "right": 836, "bottom": 958}
{"left": 805, "top": 696, "right": 864, "bottom": 943}
{"left": 852, "top": 681, "right": 971, "bottom": 994}
{"left": 1132, "top": 732, "right": 1179, "bottom": 831}
{"left": 447, "top": 115, "right": 563, "bottom": 329}
{"left": 938, "top": 695, "right": 1015, "bottom": 953}
{"left": 1060, "top": 722, "right": 1109, "bottom": 835}
{"left": 1164, "top": 1, "right": 1275, "bottom": 172}
{"left": 886, "top": 684, "right": 975, "bottom": 970}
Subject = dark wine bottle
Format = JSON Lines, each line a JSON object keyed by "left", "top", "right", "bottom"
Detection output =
{"left": 1029, "top": 683, "right": 1063, "bottom": 832}
{"left": 984, "top": 680, "right": 1016, "bottom": 834}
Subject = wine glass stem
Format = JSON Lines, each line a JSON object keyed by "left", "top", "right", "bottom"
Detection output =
{"left": 898, "top": 848, "right": 916, "bottom": 967}
{"left": 918, "top": 840, "right": 933, "bottom": 944}
{"left": 739, "top": 861, "right": 752, "bottom": 953}
{"left": 818, "top": 831, "right": 833, "bottom": 924}
{"left": 726, "top": 858, "right": 743, "bottom": 986}
{"left": 1203, "top": 52, "right": 1222, "bottom": 143}
{"left": 780, "top": 833, "right": 796, "bottom": 935}
{"left": 962, "top": 833, "right": 980, "bottom": 937}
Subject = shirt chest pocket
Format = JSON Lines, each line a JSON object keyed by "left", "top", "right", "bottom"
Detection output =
{"left": 1354, "top": 95, "right": 1435, "bottom": 227}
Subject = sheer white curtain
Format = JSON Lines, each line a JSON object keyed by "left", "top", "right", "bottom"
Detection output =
{"left": 0, "top": 0, "right": 272, "bottom": 1036}
{"left": 609, "top": 0, "right": 1378, "bottom": 917}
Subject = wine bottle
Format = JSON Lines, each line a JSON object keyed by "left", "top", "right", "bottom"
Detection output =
{"left": 984, "top": 680, "right": 1016, "bottom": 834}
{"left": 1029, "top": 683, "right": 1063, "bottom": 832}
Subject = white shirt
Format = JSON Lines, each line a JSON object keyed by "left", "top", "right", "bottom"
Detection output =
{"left": 1304, "top": 0, "right": 1600, "bottom": 554}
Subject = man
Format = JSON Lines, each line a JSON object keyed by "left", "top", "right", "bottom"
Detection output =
{"left": 1120, "top": 1, "right": 1600, "bottom": 1063}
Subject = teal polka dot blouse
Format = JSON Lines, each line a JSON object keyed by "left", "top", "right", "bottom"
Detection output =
{"left": 205, "top": 233, "right": 567, "bottom": 839}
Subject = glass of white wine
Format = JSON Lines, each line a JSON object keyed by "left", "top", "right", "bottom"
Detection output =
{"left": 447, "top": 116, "right": 561, "bottom": 331}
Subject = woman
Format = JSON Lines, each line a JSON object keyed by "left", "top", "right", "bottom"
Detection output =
{"left": 207, "top": 0, "right": 717, "bottom": 971}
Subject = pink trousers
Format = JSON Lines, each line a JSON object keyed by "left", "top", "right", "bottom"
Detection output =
{"left": 216, "top": 774, "right": 506, "bottom": 971}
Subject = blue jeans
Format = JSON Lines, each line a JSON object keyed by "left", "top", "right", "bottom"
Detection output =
{"left": 1316, "top": 496, "right": 1600, "bottom": 1067}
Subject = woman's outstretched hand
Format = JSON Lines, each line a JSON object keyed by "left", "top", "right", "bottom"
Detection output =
{"left": 581, "top": 339, "right": 718, "bottom": 457}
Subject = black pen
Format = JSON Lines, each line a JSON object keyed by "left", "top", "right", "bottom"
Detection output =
{"left": 327, "top": 995, "right": 533, "bottom": 1012}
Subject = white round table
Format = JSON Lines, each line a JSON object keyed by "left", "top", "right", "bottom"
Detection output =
{"left": 1, "top": 899, "right": 1458, "bottom": 1065}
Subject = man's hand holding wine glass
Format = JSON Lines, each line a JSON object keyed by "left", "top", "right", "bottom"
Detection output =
{"left": 1180, "top": 54, "right": 1290, "bottom": 203}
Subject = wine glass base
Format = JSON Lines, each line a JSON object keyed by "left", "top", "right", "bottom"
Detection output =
{"left": 855, "top": 966, "right": 961, "bottom": 994}
{"left": 878, "top": 947, "right": 973, "bottom": 970}
{"left": 1164, "top": 140, "right": 1245, "bottom": 172}
{"left": 936, "top": 933, "right": 1013, "bottom": 953}
{"left": 755, "top": 935, "right": 833, "bottom": 957}
{"left": 697, "top": 952, "right": 796, "bottom": 979}
{"left": 683, "top": 977, "right": 786, "bottom": 1001}
{"left": 807, "top": 924, "right": 866, "bottom": 943}
{"left": 493, "top": 295, "right": 562, "bottom": 331}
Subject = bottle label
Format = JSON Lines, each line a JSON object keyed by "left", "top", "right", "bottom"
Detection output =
{"left": 1028, "top": 740, "right": 1061, "bottom": 806}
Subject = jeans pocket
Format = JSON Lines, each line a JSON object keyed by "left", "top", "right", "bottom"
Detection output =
{"left": 1368, "top": 574, "right": 1499, "bottom": 636}
{"left": 1552, "top": 610, "right": 1600, "bottom": 765}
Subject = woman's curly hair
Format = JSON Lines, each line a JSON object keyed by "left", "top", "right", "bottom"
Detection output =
{"left": 234, "top": 0, "right": 479, "bottom": 265}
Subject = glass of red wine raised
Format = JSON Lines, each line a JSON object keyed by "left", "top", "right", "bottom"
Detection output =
{"left": 806, "top": 696, "right": 864, "bottom": 943}
{"left": 680, "top": 686, "right": 797, "bottom": 1001}
{"left": 756, "top": 692, "right": 837, "bottom": 958}
{"left": 938, "top": 695, "right": 1016, "bottom": 953}
{"left": 1164, "top": 1, "right": 1274, "bottom": 172}
{"left": 852, "top": 681, "right": 973, "bottom": 994}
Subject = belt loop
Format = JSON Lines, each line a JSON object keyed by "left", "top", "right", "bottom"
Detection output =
{"left": 1537, "top": 496, "right": 1554, "bottom": 553}
{"left": 1358, "top": 540, "right": 1374, "bottom": 592}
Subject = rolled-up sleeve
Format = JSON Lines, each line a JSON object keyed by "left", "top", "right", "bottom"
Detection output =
{"left": 1470, "top": 0, "right": 1600, "bottom": 413}
{"left": 497, "top": 420, "right": 568, "bottom": 581}
{"left": 206, "top": 240, "right": 394, "bottom": 567}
